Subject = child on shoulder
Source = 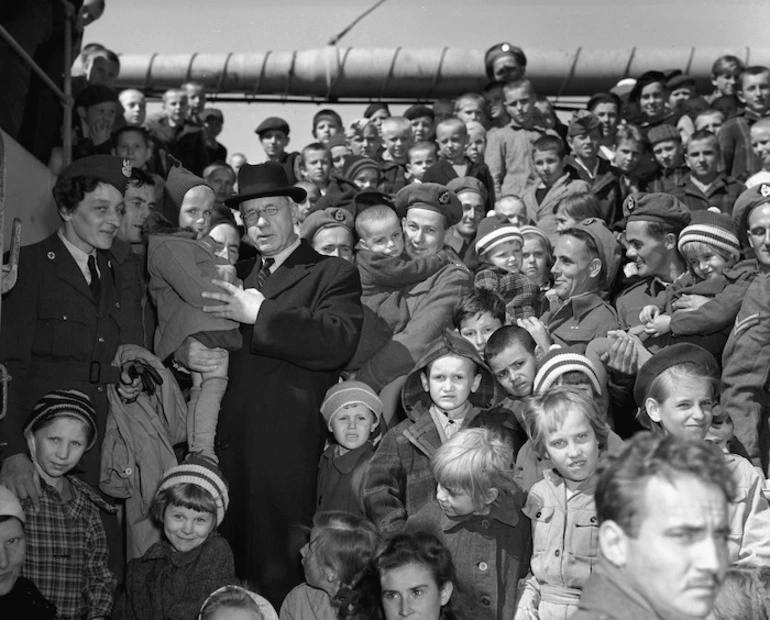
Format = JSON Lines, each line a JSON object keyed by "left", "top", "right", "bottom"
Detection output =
{"left": 147, "top": 164, "right": 242, "bottom": 464}
{"left": 472, "top": 214, "right": 540, "bottom": 321}
{"left": 21, "top": 390, "right": 116, "bottom": 620}
{"left": 316, "top": 381, "right": 383, "bottom": 518}
{"left": 406, "top": 428, "right": 531, "bottom": 619}
{"left": 363, "top": 330, "right": 499, "bottom": 534}
{"left": 114, "top": 458, "right": 236, "bottom": 619}
{"left": 516, "top": 388, "right": 611, "bottom": 620}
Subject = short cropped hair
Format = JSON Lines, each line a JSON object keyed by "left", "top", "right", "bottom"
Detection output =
{"left": 435, "top": 117, "right": 467, "bottom": 137}
{"left": 485, "top": 324, "right": 536, "bottom": 361}
{"left": 113, "top": 125, "right": 151, "bottom": 148}
{"left": 162, "top": 88, "right": 186, "bottom": 103}
{"left": 431, "top": 428, "right": 515, "bottom": 506}
{"left": 739, "top": 66, "right": 770, "bottom": 90}
{"left": 503, "top": 78, "right": 535, "bottom": 98}
{"left": 354, "top": 204, "right": 398, "bottom": 239}
{"left": 381, "top": 116, "right": 412, "bottom": 136}
{"left": 455, "top": 92, "right": 486, "bottom": 111}
{"left": 686, "top": 129, "right": 719, "bottom": 152}
{"left": 452, "top": 289, "right": 505, "bottom": 329}
{"left": 86, "top": 47, "right": 120, "bottom": 69}
{"left": 595, "top": 433, "right": 736, "bottom": 537}
{"left": 559, "top": 227, "right": 603, "bottom": 283}
{"left": 641, "top": 219, "right": 681, "bottom": 242}
{"left": 711, "top": 55, "right": 744, "bottom": 77}
{"left": 523, "top": 387, "right": 610, "bottom": 458}
{"left": 300, "top": 142, "right": 329, "bottom": 164}
{"left": 614, "top": 124, "right": 644, "bottom": 147}
{"left": 151, "top": 483, "right": 218, "bottom": 524}
{"left": 532, "top": 134, "right": 565, "bottom": 158}
{"left": 408, "top": 141, "right": 438, "bottom": 160}
{"left": 557, "top": 192, "right": 604, "bottom": 221}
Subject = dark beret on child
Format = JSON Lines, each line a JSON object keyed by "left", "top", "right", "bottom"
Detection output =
{"left": 254, "top": 116, "right": 290, "bottom": 137}
{"left": 404, "top": 104, "right": 435, "bottom": 121}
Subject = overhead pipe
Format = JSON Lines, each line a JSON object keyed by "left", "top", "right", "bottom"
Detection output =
{"left": 114, "top": 46, "right": 768, "bottom": 99}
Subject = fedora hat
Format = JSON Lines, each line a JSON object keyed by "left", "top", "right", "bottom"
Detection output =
{"left": 225, "top": 161, "right": 306, "bottom": 207}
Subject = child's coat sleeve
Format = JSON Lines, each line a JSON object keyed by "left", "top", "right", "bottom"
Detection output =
{"left": 362, "top": 429, "right": 408, "bottom": 534}
{"left": 669, "top": 273, "right": 753, "bottom": 336}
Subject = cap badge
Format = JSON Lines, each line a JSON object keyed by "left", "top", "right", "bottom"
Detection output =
{"left": 760, "top": 184, "right": 770, "bottom": 198}
{"left": 438, "top": 191, "right": 450, "bottom": 205}
{"left": 626, "top": 196, "right": 636, "bottom": 212}
{"left": 501, "top": 43, "right": 511, "bottom": 52}
{"left": 333, "top": 209, "right": 346, "bottom": 222}
{"left": 122, "top": 159, "right": 133, "bottom": 178}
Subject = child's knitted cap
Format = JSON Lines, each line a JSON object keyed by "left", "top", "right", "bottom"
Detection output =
{"left": 0, "top": 484, "right": 25, "bottom": 524}
{"left": 474, "top": 213, "right": 523, "bottom": 255}
{"left": 677, "top": 208, "right": 740, "bottom": 261}
{"left": 157, "top": 457, "right": 230, "bottom": 525}
{"left": 647, "top": 123, "right": 681, "bottom": 145}
{"left": 320, "top": 381, "right": 383, "bottom": 431}
{"left": 344, "top": 155, "right": 380, "bottom": 181}
{"left": 533, "top": 347, "right": 602, "bottom": 395}
{"left": 24, "top": 389, "right": 98, "bottom": 450}
{"left": 164, "top": 157, "right": 213, "bottom": 212}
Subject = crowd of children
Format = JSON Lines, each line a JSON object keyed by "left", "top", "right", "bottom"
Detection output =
{"left": 2, "top": 40, "right": 770, "bottom": 620}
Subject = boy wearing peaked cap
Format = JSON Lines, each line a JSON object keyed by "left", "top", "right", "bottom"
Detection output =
{"left": 73, "top": 84, "right": 122, "bottom": 160}
{"left": 472, "top": 214, "right": 541, "bottom": 322}
{"left": 484, "top": 42, "right": 527, "bottom": 83}
{"left": 614, "top": 192, "right": 691, "bottom": 329}
{"left": 565, "top": 111, "right": 623, "bottom": 226}
{"left": 362, "top": 330, "right": 500, "bottom": 533}
{"left": 646, "top": 123, "right": 690, "bottom": 194}
{"left": 636, "top": 208, "right": 754, "bottom": 358}
{"left": 316, "top": 381, "right": 383, "bottom": 517}
{"left": 255, "top": 116, "right": 300, "bottom": 185}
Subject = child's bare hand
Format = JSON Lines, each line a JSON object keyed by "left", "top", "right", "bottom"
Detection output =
{"left": 638, "top": 305, "right": 659, "bottom": 324}
{"left": 644, "top": 314, "right": 671, "bottom": 337}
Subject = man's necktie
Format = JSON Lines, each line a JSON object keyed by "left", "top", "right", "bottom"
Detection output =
{"left": 255, "top": 258, "right": 275, "bottom": 291}
{"left": 87, "top": 255, "right": 100, "bottom": 298}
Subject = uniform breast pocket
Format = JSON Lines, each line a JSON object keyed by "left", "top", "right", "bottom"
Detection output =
{"left": 527, "top": 505, "right": 555, "bottom": 554}
{"left": 37, "top": 301, "right": 92, "bottom": 358}
{"left": 571, "top": 512, "right": 600, "bottom": 572}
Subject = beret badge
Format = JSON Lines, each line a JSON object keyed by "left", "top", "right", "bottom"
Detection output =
{"left": 626, "top": 195, "right": 636, "bottom": 212}
{"left": 333, "top": 209, "right": 346, "bottom": 222}
{"left": 122, "top": 159, "right": 133, "bottom": 178}
{"left": 761, "top": 184, "right": 770, "bottom": 198}
{"left": 438, "top": 191, "right": 450, "bottom": 205}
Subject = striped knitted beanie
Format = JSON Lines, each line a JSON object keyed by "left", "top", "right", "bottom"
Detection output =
{"left": 24, "top": 389, "right": 98, "bottom": 449}
{"left": 320, "top": 380, "right": 383, "bottom": 431}
{"left": 533, "top": 348, "right": 602, "bottom": 395}
{"left": 677, "top": 208, "right": 740, "bottom": 261}
{"left": 474, "top": 214, "right": 524, "bottom": 255}
{"left": 157, "top": 457, "right": 230, "bottom": 525}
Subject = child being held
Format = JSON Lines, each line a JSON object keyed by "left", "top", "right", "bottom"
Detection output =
{"left": 516, "top": 388, "right": 611, "bottom": 620}
{"left": 147, "top": 164, "right": 242, "bottom": 464}
{"left": 522, "top": 135, "right": 590, "bottom": 238}
{"left": 281, "top": 511, "right": 380, "bottom": 620}
{"left": 115, "top": 459, "right": 236, "bottom": 619}
{"left": 406, "top": 428, "right": 531, "bottom": 619}
{"left": 21, "top": 390, "right": 116, "bottom": 620}
{"left": 634, "top": 344, "right": 770, "bottom": 565}
{"left": 317, "top": 381, "right": 383, "bottom": 518}
{"left": 473, "top": 214, "right": 540, "bottom": 322}
{"left": 363, "top": 330, "right": 499, "bottom": 533}
{"left": 638, "top": 209, "right": 755, "bottom": 357}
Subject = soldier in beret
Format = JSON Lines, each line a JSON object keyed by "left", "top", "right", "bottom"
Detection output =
{"left": 613, "top": 193, "right": 691, "bottom": 330}
{"left": 299, "top": 207, "right": 355, "bottom": 262}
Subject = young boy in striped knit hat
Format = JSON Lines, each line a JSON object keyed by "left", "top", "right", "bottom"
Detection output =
{"left": 115, "top": 457, "right": 236, "bottom": 619}
{"left": 638, "top": 208, "right": 756, "bottom": 357}
{"left": 473, "top": 214, "right": 541, "bottom": 322}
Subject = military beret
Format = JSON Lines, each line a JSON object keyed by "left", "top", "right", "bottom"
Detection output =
{"left": 587, "top": 92, "right": 621, "bottom": 112}
{"left": 568, "top": 110, "right": 602, "bottom": 137}
{"left": 404, "top": 104, "right": 435, "bottom": 121}
{"left": 447, "top": 176, "right": 488, "bottom": 203}
{"left": 59, "top": 154, "right": 132, "bottom": 194}
{"left": 394, "top": 183, "right": 463, "bottom": 227}
{"left": 625, "top": 193, "right": 691, "bottom": 231}
{"left": 201, "top": 108, "right": 224, "bottom": 122}
{"left": 633, "top": 343, "right": 719, "bottom": 407}
{"left": 254, "top": 116, "right": 290, "bottom": 137}
{"left": 732, "top": 183, "right": 770, "bottom": 248}
{"left": 75, "top": 84, "right": 119, "bottom": 109}
{"left": 484, "top": 42, "right": 527, "bottom": 79}
{"left": 353, "top": 189, "right": 395, "bottom": 218}
{"left": 629, "top": 70, "right": 666, "bottom": 103}
{"left": 647, "top": 123, "right": 681, "bottom": 145}
{"left": 300, "top": 207, "right": 354, "bottom": 242}
{"left": 569, "top": 218, "right": 622, "bottom": 288}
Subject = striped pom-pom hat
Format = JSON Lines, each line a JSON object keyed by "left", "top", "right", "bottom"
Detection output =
{"left": 474, "top": 213, "right": 524, "bottom": 255}
{"left": 157, "top": 457, "right": 230, "bottom": 525}
{"left": 24, "top": 389, "right": 98, "bottom": 449}
{"left": 320, "top": 380, "right": 383, "bottom": 431}
{"left": 533, "top": 347, "right": 602, "bottom": 395}
{"left": 677, "top": 208, "right": 740, "bottom": 261}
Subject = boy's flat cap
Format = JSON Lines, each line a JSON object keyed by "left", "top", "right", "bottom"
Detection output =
{"left": 394, "top": 183, "right": 463, "bottom": 226}
{"left": 647, "top": 123, "right": 681, "bottom": 145}
{"left": 625, "top": 193, "right": 691, "bottom": 230}
{"left": 255, "top": 116, "right": 290, "bottom": 136}
{"left": 484, "top": 42, "right": 527, "bottom": 78}
{"left": 404, "top": 104, "right": 435, "bottom": 121}
{"left": 201, "top": 108, "right": 224, "bottom": 122}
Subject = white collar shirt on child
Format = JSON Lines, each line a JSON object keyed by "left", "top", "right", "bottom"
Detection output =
{"left": 428, "top": 405, "right": 464, "bottom": 442}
